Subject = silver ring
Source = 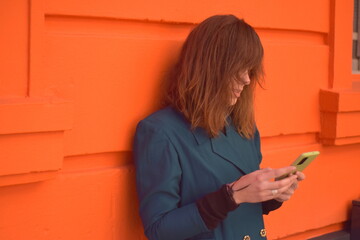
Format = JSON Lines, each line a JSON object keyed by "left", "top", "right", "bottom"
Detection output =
{"left": 271, "top": 189, "right": 278, "bottom": 196}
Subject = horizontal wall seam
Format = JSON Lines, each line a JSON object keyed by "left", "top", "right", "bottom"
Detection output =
{"left": 59, "top": 163, "right": 134, "bottom": 175}
{"left": 45, "top": 14, "right": 328, "bottom": 45}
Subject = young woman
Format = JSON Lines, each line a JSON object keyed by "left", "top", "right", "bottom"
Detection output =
{"left": 133, "top": 14, "right": 305, "bottom": 240}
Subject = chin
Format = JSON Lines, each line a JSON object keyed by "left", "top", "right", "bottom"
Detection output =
{"left": 230, "top": 98, "right": 238, "bottom": 106}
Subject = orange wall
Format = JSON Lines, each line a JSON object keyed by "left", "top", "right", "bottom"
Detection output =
{"left": 1, "top": 0, "right": 359, "bottom": 240}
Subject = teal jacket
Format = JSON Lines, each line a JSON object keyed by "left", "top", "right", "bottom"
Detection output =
{"left": 134, "top": 107, "right": 281, "bottom": 240}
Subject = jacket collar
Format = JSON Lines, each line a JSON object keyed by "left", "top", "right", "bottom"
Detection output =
{"left": 191, "top": 118, "right": 231, "bottom": 145}
{"left": 191, "top": 126, "right": 212, "bottom": 145}
{"left": 191, "top": 124, "right": 254, "bottom": 174}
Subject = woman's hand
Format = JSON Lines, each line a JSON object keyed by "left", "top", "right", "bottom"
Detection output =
{"left": 274, "top": 171, "right": 306, "bottom": 202}
{"left": 228, "top": 166, "right": 298, "bottom": 204}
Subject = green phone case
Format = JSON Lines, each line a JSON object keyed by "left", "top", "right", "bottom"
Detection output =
{"left": 291, "top": 151, "right": 320, "bottom": 172}
{"left": 276, "top": 151, "right": 320, "bottom": 180}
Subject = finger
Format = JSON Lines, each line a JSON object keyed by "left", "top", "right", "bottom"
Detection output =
{"left": 230, "top": 178, "right": 248, "bottom": 191}
{"left": 232, "top": 168, "right": 272, "bottom": 190}
{"left": 276, "top": 190, "right": 293, "bottom": 199}
{"left": 261, "top": 167, "right": 273, "bottom": 171}
{"left": 258, "top": 166, "right": 296, "bottom": 181}
{"left": 275, "top": 192, "right": 292, "bottom": 202}
{"left": 274, "top": 197, "right": 285, "bottom": 202}
{"left": 271, "top": 184, "right": 295, "bottom": 200}
{"left": 231, "top": 174, "right": 253, "bottom": 191}
{"left": 267, "top": 181, "right": 294, "bottom": 198}
{"left": 279, "top": 187, "right": 295, "bottom": 195}
{"left": 295, "top": 171, "right": 306, "bottom": 181}
{"left": 266, "top": 174, "right": 297, "bottom": 190}
{"left": 275, "top": 183, "right": 294, "bottom": 196}
{"left": 291, "top": 181, "right": 298, "bottom": 190}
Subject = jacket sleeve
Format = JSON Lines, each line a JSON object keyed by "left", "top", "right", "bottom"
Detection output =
{"left": 254, "top": 127, "right": 262, "bottom": 164}
{"left": 262, "top": 199, "right": 283, "bottom": 215}
{"left": 254, "top": 127, "right": 284, "bottom": 214}
{"left": 133, "top": 120, "right": 209, "bottom": 240}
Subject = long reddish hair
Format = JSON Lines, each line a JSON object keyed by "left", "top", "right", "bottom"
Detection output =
{"left": 165, "top": 15, "right": 264, "bottom": 139}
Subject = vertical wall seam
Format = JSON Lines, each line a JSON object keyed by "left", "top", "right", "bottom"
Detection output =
{"left": 26, "top": 0, "right": 32, "bottom": 97}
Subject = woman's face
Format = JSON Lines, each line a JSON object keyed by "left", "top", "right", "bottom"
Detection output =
{"left": 230, "top": 71, "right": 250, "bottom": 105}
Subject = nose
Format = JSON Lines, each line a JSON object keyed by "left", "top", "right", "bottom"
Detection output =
{"left": 242, "top": 73, "right": 250, "bottom": 85}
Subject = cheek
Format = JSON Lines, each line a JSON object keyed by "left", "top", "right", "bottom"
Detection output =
{"left": 235, "top": 82, "right": 245, "bottom": 90}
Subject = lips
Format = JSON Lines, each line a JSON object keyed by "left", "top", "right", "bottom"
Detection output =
{"left": 233, "top": 89, "right": 242, "bottom": 97}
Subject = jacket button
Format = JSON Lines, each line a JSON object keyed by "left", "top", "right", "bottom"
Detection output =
{"left": 243, "top": 235, "right": 251, "bottom": 240}
{"left": 260, "top": 228, "right": 267, "bottom": 237}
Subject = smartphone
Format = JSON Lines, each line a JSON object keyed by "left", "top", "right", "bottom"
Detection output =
{"left": 276, "top": 151, "right": 320, "bottom": 180}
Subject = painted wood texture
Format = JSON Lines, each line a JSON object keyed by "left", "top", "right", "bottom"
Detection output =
{"left": 0, "top": 0, "right": 359, "bottom": 239}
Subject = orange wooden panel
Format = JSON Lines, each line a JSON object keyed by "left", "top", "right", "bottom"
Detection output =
{"left": 319, "top": 90, "right": 340, "bottom": 112}
{"left": 320, "top": 112, "right": 337, "bottom": 139}
{"left": 0, "top": 1, "right": 358, "bottom": 240}
{"left": 0, "top": 97, "right": 73, "bottom": 134}
{"left": 43, "top": 15, "right": 330, "bottom": 154}
{"left": 320, "top": 89, "right": 360, "bottom": 145}
{"left": 261, "top": 133, "right": 318, "bottom": 153}
{"left": 330, "top": 0, "right": 353, "bottom": 89}
{"left": 262, "top": 143, "right": 360, "bottom": 239}
{"left": 0, "top": 165, "right": 145, "bottom": 240}
{"left": 277, "top": 222, "right": 345, "bottom": 240}
{"left": 45, "top": 15, "right": 194, "bottom": 38}
{"left": 257, "top": 28, "right": 327, "bottom": 45}
{"left": 28, "top": 0, "right": 45, "bottom": 97}
{"left": 339, "top": 91, "right": 360, "bottom": 111}
{"left": 256, "top": 42, "right": 328, "bottom": 136}
{"left": 336, "top": 112, "right": 360, "bottom": 137}
{"left": 45, "top": 0, "right": 329, "bottom": 33}
{"left": 320, "top": 89, "right": 360, "bottom": 113}
{"left": 0, "top": 171, "right": 58, "bottom": 187}
{"left": 325, "top": 136, "right": 360, "bottom": 145}
{"left": 63, "top": 152, "right": 132, "bottom": 172}
{"left": 0, "top": 0, "right": 29, "bottom": 97}
{"left": 44, "top": 18, "right": 192, "bottom": 155}
{"left": 0, "top": 131, "right": 63, "bottom": 176}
